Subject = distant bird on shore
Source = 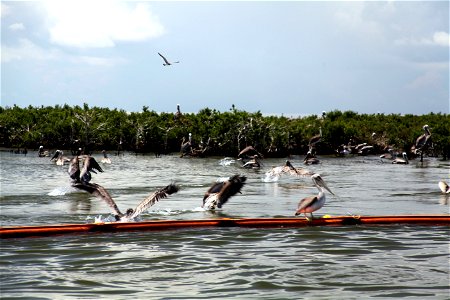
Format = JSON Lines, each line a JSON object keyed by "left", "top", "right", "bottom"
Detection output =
{"left": 158, "top": 52, "right": 179, "bottom": 66}
{"left": 202, "top": 175, "right": 246, "bottom": 210}
{"left": 75, "top": 182, "right": 179, "bottom": 222}
{"left": 438, "top": 181, "right": 449, "bottom": 194}
{"left": 414, "top": 125, "right": 432, "bottom": 162}
{"left": 295, "top": 174, "right": 334, "bottom": 220}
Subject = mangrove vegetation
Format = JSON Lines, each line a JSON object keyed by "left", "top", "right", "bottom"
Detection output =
{"left": 1, "top": 104, "right": 449, "bottom": 159}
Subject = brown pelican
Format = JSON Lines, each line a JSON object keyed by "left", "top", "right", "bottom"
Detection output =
{"left": 266, "top": 160, "right": 314, "bottom": 178}
{"left": 68, "top": 155, "right": 103, "bottom": 184}
{"left": 75, "top": 182, "right": 179, "bottom": 222}
{"left": 50, "top": 150, "right": 71, "bottom": 166}
{"left": 241, "top": 155, "right": 261, "bottom": 169}
{"left": 308, "top": 127, "right": 322, "bottom": 148}
{"left": 392, "top": 152, "right": 409, "bottom": 165}
{"left": 38, "top": 145, "right": 49, "bottom": 157}
{"left": 180, "top": 133, "right": 192, "bottom": 157}
{"left": 202, "top": 175, "right": 246, "bottom": 210}
{"left": 238, "top": 145, "right": 263, "bottom": 159}
{"left": 101, "top": 150, "right": 112, "bottom": 164}
{"left": 303, "top": 150, "right": 320, "bottom": 165}
{"left": 439, "top": 181, "right": 450, "bottom": 194}
{"left": 158, "top": 52, "right": 179, "bottom": 66}
{"left": 295, "top": 174, "right": 334, "bottom": 220}
{"left": 415, "top": 125, "right": 432, "bottom": 162}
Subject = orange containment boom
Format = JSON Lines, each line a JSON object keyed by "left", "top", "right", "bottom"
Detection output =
{"left": 1, "top": 215, "right": 449, "bottom": 239}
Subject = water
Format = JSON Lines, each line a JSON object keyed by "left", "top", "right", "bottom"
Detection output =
{"left": 1, "top": 151, "right": 449, "bottom": 299}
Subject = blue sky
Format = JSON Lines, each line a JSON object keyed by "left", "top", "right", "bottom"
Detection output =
{"left": 1, "top": 1, "right": 449, "bottom": 115}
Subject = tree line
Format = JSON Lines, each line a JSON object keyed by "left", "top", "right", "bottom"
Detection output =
{"left": 0, "top": 103, "right": 449, "bottom": 159}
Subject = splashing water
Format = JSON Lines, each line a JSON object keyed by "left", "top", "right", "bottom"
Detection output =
{"left": 47, "top": 186, "right": 78, "bottom": 196}
{"left": 219, "top": 157, "right": 236, "bottom": 166}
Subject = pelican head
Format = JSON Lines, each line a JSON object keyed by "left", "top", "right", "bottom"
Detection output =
{"left": 311, "top": 174, "right": 334, "bottom": 195}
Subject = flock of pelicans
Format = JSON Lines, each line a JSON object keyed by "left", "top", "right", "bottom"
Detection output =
{"left": 47, "top": 122, "right": 447, "bottom": 223}
{"left": 49, "top": 149, "right": 340, "bottom": 223}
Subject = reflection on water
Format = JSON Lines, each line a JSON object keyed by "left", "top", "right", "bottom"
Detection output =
{"left": 1, "top": 151, "right": 449, "bottom": 299}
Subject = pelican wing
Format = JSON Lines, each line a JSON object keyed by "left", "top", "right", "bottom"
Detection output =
{"left": 217, "top": 175, "right": 246, "bottom": 208}
{"left": 130, "top": 183, "right": 179, "bottom": 219}
{"left": 158, "top": 52, "right": 170, "bottom": 64}
{"left": 68, "top": 156, "right": 80, "bottom": 182}
{"left": 80, "top": 156, "right": 103, "bottom": 183}
{"left": 203, "top": 181, "right": 225, "bottom": 204}
{"left": 296, "top": 196, "right": 319, "bottom": 214}
{"left": 73, "top": 182, "right": 122, "bottom": 216}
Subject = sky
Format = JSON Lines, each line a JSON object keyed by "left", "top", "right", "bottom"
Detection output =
{"left": 1, "top": 0, "right": 449, "bottom": 115}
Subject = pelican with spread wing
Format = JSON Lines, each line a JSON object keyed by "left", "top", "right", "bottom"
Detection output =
{"left": 74, "top": 182, "right": 179, "bottom": 222}
{"left": 202, "top": 175, "right": 246, "bottom": 210}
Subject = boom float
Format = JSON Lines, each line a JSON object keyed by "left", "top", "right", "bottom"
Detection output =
{"left": 1, "top": 215, "right": 449, "bottom": 239}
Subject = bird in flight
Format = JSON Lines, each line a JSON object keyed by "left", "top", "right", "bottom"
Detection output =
{"left": 158, "top": 52, "right": 179, "bottom": 66}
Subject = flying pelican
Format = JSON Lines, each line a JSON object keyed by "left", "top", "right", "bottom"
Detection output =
{"left": 158, "top": 52, "right": 179, "bottom": 66}
{"left": 415, "top": 125, "right": 432, "bottom": 162}
{"left": 438, "top": 181, "right": 450, "bottom": 194}
{"left": 266, "top": 160, "right": 314, "bottom": 178}
{"left": 68, "top": 155, "right": 103, "bottom": 185}
{"left": 74, "top": 182, "right": 179, "bottom": 222}
{"left": 392, "top": 152, "right": 409, "bottom": 165}
{"left": 238, "top": 145, "right": 263, "bottom": 159}
{"left": 295, "top": 173, "right": 334, "bottom": 220}
{"left": 101, "top": 150, "right": 112, "bottom": 164}
{"left": 308, "top": 127, "right": 322, "bottom": 148}
{"left": 50, "top": 150, "right": 71, "bottom": 166}
{"left": 202, "top": 175, "right": 246, "bottom": 210}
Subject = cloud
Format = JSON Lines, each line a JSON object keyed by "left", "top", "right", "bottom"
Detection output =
{"left": 395, "top": 31, "right": 450, "bottom": 47}
{"left": 1, "top": 38, "right": 60, "bottom": 62}
{"left": 42, "top": 0, "right": 165, "bottom": 48}
{"left": 9, "top": 23, "right": 25, "bottom": 31}
{"left": 1, "top": 38, "right": 123, "bottom": 66}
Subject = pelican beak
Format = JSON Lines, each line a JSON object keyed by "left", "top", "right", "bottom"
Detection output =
{"left": 315, "top": 175, "right": 335, "bottom": 195}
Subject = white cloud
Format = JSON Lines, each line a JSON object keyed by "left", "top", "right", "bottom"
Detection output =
{"left": 42, "top": 0, "right": 165, "bottom": 48}
{"left": 395, "top": 31, "right": 450, "bottom": 47}
{"left": 1, "top": 38, "right": 123, "bottom": 66}
{"left": 433, "top": 31, "right": 450, "bottom": 47}
{"left": 9, "top": 23, "right": 25, "bottom": 31}
{"left": 1, "top": 38, "right": 60, "bottom": 62}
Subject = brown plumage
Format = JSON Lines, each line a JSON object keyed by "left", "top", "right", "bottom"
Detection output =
{"left": 74, "top": 182, "right": 179, "bottom": 222}
{"left": 202, "top": 175, "right": 246, "bottom": 210}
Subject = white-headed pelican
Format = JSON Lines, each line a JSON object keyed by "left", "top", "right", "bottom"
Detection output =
{"left": 295, "top": 174, "right": 334, "bottom": 220}
{"left": 392, "top": 152, "right": 409, "bottom": 165}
